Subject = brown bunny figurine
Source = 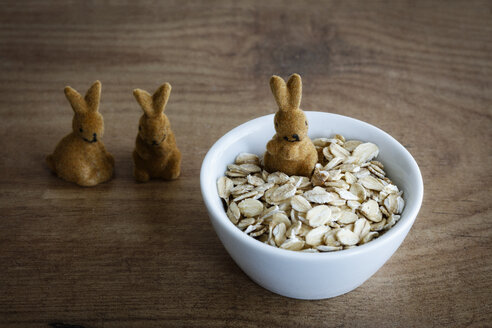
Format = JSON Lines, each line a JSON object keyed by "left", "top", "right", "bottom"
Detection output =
{"left": 46, "top": 81, "right": 114, "bottom": 186}
{"left": 264, "top": 74, "right": 318, "bottom": 177}
{"left": 132, "top": 83, "right": 181, "bottom": 182}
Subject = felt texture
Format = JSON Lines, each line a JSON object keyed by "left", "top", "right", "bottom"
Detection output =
{"left": 46, "top": 81, "right": 114, "bottom": 187}
{"left": 264, "top": 74, "right": 318, "bottom": 177}
{"left": 132, "top": 83, "right": 181, "bottom": 182}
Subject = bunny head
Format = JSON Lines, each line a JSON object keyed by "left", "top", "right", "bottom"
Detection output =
{"left": 270, "top": 74, "right": 308, "bottom": 143}
{"left": 65, "top": 81, "right": 104, "bottom": 143}
{"left": 133, "top": 83, "right": 172, "bottom": 147}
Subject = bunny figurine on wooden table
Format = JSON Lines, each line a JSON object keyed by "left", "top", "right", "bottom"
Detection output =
{"left": 264, "top": 74, "right": 318, "bottom": 177}
{"left": 46, "top": 81, "right": 114, "bottom": 187}
{"left": 132, "top": 83, "right": 181, "bottom": 182}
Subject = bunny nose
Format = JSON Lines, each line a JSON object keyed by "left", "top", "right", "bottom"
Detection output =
{"left": 292, "top": 134, "right": 299, "bottom": 141}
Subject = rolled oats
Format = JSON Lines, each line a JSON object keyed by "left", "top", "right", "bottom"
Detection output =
{"left": 329, "top": 143, "right": 350, "bottom": 158}
{"left": 217, "top": 134, "right": 405, "bottom": 252}
{"left": 232, "top": 191, "right": 259, "bottom": 202}
{"left": 347, "top": 200, "right": 361, "bottom": 210}
{"left": 343, "top": 140, "right": 363, "bottom": 152}
{"left": 352, "top": 218, "right": 366, "bottom": 237}
{"left": 303, "top": 186, "right": 333, "bottom": 204}
{"left": 290, "top": 195, "right": 312, "bottom": 212}
{"left": 226, "top": 201, "right": 241, "bottom": 224}
{"left": 368, "top": 164, "right": 386, "bottom": 179}
{"left": 235, "top": 153, "right": 260, "bottom": 165}
{"left": 231, "top": 177, "right": 247, "bottom": 185}
{"left": 247, "top": 174, "right": 265, "bottom": 186}
{"left": 267, "top": 172, "right": 290, "bottom": 184}
{"left": 335, "top": 188, "right": 359, "bottom": 201}
{"left": 238, "top": 199, "right": 264, "bottom": 217}
{"left": 231, "top": 184, "right": 254, "bottom": 196}
{"left": 352, "top": 142, "right": 379, "bottom": 164}
{"left": 273, "top": 222, "right": 287, "bottom": 246}
{"left": 260, "top": 205, "right": 279, "bottom": 220}
{"left": 306, "top": 205, "right": 332, "bottom": 227}
{"left": 237, "top": 218, "right": 255, "bottom": 229}
{"left": 239, "top": 163, "right": 262, "bottom": 174}
{"left": 360, "top": 199, "right": 383, "bottom": 222}
{"left": 305, "top": 226, "right": 330, "bottom": 246}
{"left": 217, "top": 176, "right": 233, "bottom": 201}
{"left": 280, "top": 238, "right": 305, "bottom": 251}
{"left": 249, "top": 226, "right": 268, "bottom": 237}
{"left": 291, "top": 176, "right": 311, "bottom": 189}
{"left": 337, "top": 211, "right": 358, "bottom": 224}
{"left": 271, "top": 183, "right": 297, "bottom": 203}
{"left": 311, "top": 165, "right": 330, "bottom": 186}
{"left": 336, "top": 228, "right": 360, "bottom": 246}
{"left": 270, "top": 212, "right": 291, "bottom": 228}
{"left": 324, "top": 157, "right": 344, "bottom": 170}
{"left": 359, "top": 175, "right": 384, "bottom": 191}
{"left": 317, "top": 245, "right": 343, "bottom": 252}
{"left": 323, "top": 229, "right": 340, "bottom": 246}
{"left": 360, "top": 231, "right": 379, "bottom": 244}
{"left": 312, "top": 138, "right": 331, "bottom": 148}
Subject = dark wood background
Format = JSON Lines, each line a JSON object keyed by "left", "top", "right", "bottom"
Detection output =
{"left": 1, "top": 1, "right": 491, "bottom": 327}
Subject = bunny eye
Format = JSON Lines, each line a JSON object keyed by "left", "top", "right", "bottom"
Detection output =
{"left": 139, "top": 126, "right": 142, "bottom": 131}
{"left": 79, "top": 128, "right": 83, "bottom": 133}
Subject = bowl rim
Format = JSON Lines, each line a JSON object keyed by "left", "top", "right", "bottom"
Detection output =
{"left": 200, "top": 111, "right": 424, "bottom": 260}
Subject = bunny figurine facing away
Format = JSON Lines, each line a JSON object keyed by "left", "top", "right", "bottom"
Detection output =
{"left": 132, "top": 83, "right": 181, "bottom": 182}
{"left": 264, "top": 74, "right": 318, "bottom": 177}
{"left": 46, "top": 81, "right": 114, "bottom": 187}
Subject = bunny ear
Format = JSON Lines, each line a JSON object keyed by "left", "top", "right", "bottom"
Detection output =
{"left": 152, "top": 83, "right": 172, "bottom": 114}
{"left": 133, "top": 88, "right": 154, "bottom": 116}
{"left": 286, "top": 74, "right": 302, "bottom": 109}
{"left": 270, "top": 75, "right": 289, "bottom": 111}
{"left": 64, "top": 86, "right": 86, "bottom": 114}
{"left": 84, "top": 80, "right": 101, "bottom": 112}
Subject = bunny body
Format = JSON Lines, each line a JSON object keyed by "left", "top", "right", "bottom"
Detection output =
{"left": 46, "top": 81, "right": 114, "bottom": 187}
{"left": 264, "top": 74, "right": 318, "bottom": 177}
{"left": 264, "top": 134, "right": 317, "bottom": 177}
{"left": 132, "top": 83, "right": 181, "bottom": 182}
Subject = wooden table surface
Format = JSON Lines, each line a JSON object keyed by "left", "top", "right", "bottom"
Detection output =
{"left": 1, "top": 1, "right": 491, "bottom": 327}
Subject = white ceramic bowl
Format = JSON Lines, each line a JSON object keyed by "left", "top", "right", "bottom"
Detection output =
{"left": 200, "top": 112, "right": 423, "bottom": 300}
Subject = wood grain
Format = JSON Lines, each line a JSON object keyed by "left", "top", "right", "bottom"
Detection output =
{"left": 1, "top": 0, "right": 491, "bottom": 327}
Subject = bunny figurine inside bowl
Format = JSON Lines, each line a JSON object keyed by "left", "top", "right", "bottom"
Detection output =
{"left": 264, "top": 74, "right": 318, "bottom": 177}
{"left": 46, "top": 81, "right": 114, "bottom": 187}
{"left": 132, "top": 83, "right": 181, "bottom": 182}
